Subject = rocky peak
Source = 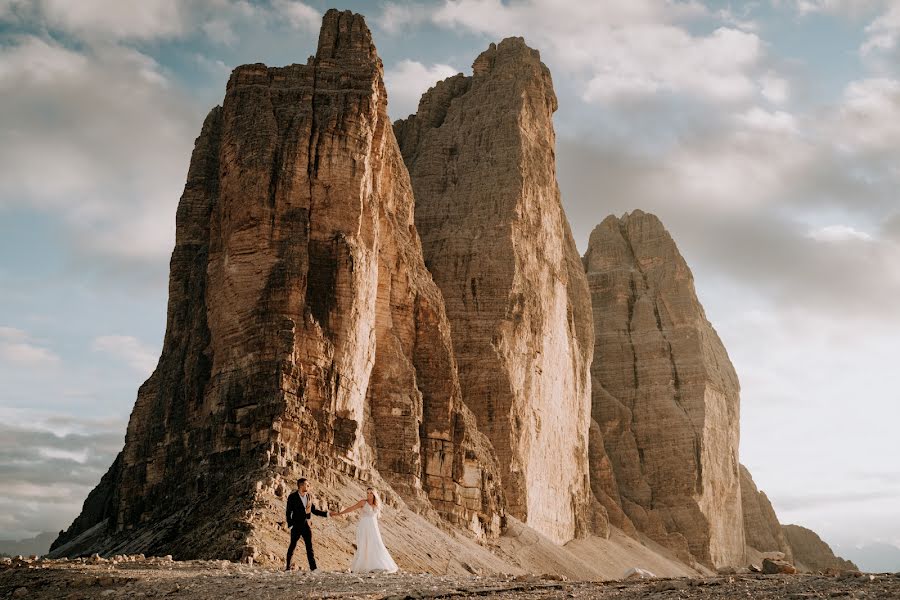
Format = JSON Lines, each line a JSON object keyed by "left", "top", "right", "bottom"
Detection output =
{"left": 740, "top": 464, "right": 794, "bottom": 563}
{"left": 396, "top": 38, "right": 594, "bottom": 545}
{"left": 584, "top": 210, "right": 744, "bottom": 568}
{"left": 783, "top": 525, "right": 859, "bottom": 572}
{"left": 51, "top": 10, "right": 503, "bottom": 563}
{"left": 315, "top": 8, "right": 378, "bottom": 64}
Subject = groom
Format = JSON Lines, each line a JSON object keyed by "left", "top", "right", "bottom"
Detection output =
{"left": 285, "top": 477, "right": 330, "bottom": 571}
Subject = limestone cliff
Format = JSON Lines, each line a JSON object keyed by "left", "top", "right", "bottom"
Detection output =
{"left": 395, "top": 38, "right": 595, "bottom": 545}
{"left": 740, "top": 465, "right": 793, "bottom": 563}
{"left": 583, "top": 211, "right": 744, "bottom": 568}
{"left": 783, "top": 525, "right": 858, "bottom": 572}
{"left": 51, "top": 9, "right": 503, "bottom": 562}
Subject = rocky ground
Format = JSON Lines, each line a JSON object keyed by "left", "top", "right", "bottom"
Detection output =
{"left": 2, "top": 556, "right": 899, "bottom": 600}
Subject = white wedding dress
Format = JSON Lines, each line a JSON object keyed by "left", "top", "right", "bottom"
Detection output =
{"left": 349, "top": 502, "right": 398, "bottom": 573}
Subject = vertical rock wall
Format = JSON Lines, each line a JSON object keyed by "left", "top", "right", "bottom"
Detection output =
{"left": 395, "top": 38, "right": 594, "bottom": 545}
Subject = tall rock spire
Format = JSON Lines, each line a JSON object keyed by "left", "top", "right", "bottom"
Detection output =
{"left": 583, "top": 210, "right": 744, "bottom": 568}
{"left": 50, "top": 9, "right": 503, "bottom": 562}
{"left": 395, "top": 38, "right": 595, "bottom": 545}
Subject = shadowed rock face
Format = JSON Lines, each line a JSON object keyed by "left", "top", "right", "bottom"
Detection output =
{"left": 395, "top": 38, "right": 594, "bottom": 545}
{"left": 583, "top": 211, "right": 744, "bottom": 568}
{"left": 740, "top": 465, "right": 793, "bottom": 563}
{"left": 50, "top": 9, "right": 503, "bottom": 562}
{"left": 782, "top": 525, "right": 858, "bottom": 572}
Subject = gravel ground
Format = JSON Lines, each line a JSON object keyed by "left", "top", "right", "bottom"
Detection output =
{"left": 2, "top": 556, "right": 899, "bottom": 599}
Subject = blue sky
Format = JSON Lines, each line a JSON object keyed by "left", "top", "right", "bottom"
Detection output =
{"left": 1, "top": 0, "right": 899, "bottom": 568}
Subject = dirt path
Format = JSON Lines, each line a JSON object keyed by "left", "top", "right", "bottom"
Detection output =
{"left": 2, "top": 556, "right": 899, "bottom": 599}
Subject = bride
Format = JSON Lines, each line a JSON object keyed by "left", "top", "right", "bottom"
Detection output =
{"left": 333, "top": 487, "right": 398, "bottom": 573}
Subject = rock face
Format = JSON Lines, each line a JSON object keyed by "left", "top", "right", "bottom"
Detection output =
{"left": 740, "top": 464, "right": 793, "bottom": 563}
{"left": 51, "top": 9, "right": 503, "bottom": 561}
{"left": 583, "top": 211, "right": 744, "bottom": 568}
{"left": 782, "top": 525, "right": 858, "bottom": 572}
{"left": 394, "top": 38, "right": 594, "bottom": 544}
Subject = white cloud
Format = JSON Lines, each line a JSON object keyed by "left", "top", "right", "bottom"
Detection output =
{"left": 860, "top": 5, "right": 900, "bottom": 70}
{"left": 433, "top": 0, "right": 765, "bottom": 105}
{"left": 377, "top": 2, "right": 431, "bottom": 33}
{"left": 0, "top": 327, "right": 59, "bottom": 367}
{"left": 385, "top": 59, "right": 459, "bottom": 119}
{"left": 784, "top": 0, "right": 887, "bottom": 17}
{"left": 92, "top": 335, "right": 157, "bottom": 375}
{"left": 737, "top": 107, "right": 798, "bottom": 133}
{"left": 271, "top": 0, "right": 319, "bottom": 31}
{"left": 35, "top": 0, "right": 189, "bottom": 40}
{"left": 760, "top": 71, "right": 790, "bottom": 104}
{"left": 806, "top": 224, "right": 874, "bottom": 242}
{"left": 0, "top": 35, "right": 197, "bottom": 263}
{"left": 833, "top": 78, "right": 900, "bottom": 154}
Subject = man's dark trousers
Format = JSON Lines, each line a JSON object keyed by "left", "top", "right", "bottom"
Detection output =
{"left": 286, "top": 521, "right": 316, "bottom": 571}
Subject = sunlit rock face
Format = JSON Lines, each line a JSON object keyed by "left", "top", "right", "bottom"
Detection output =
{"left": 740, "top": 464, "right": 793, "bottom": 563}
{"left": 50, "top": 9, "right": 503, "bottom": 562}
{"left": 395, "top": 38, "right": 594, "bottom": 545}
{"left": 583, "top": 210, "right": 744, "bottom": 568}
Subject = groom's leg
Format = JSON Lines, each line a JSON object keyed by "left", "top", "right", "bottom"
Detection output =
{"left": 301, "top": 527, "right": 317, "bottom": 571}
{"left": 286, "top": 527, "right": 301, "bottom": 569}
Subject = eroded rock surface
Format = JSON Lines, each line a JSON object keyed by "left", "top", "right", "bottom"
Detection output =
{"left": 782, "top": 525, "right": 858, "bottom": 572}
{"left": 739, "top": 465, "right": 793, "bottom": 563}
{"left": 583, "top": 211, "right": 744, "bottom": 568}
{"left": 395, "top": 38, "right": 594, "bottom": 544}
{"left": 51, "top": 9, "right": 503, "bottom": 563}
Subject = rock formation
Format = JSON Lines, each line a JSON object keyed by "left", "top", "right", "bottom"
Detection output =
{"left": 782, "top": 525, "right": 858, "bottom": 572}
{"left": 51, "top": 9, "right": 503, "bottom": 562}
{"left": 740, "top": 464, "right": 793, "bottom": 563}
{"left": 583, "top": 210, "right": 744, "bottom": 568}
{"left": 395, "top": 38, "right": 595, "bottom": 545}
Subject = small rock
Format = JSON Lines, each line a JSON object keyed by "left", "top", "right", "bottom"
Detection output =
{"left": 622, "top": 567, "right": 656, "bottom": 580}
{"left": 839, "top": 570, "right": 864, "bottom": 580}
{"left": 13, "top": 587, "right": 28, "bottom": 598}
{"left": 541, "top": 573, "right": 567, "bottom": 581}
{"left": 749, "top": 564, "right": 762, "bottom": 573}
{"left": 762, "top": 558, "right": 797, "bottom": 575}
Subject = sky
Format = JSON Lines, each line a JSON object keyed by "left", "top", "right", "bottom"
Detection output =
{"left": 0, "top": 0, "right": 898, "bottom": 569}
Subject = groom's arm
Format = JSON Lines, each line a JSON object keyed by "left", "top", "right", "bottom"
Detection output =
{"left": 310, "top": 502, "right": 329, "bottom": 518}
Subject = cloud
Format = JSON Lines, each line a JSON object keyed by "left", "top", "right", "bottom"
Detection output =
{"left": 432, "top": 0, "right": 769, "bottom": 105}
{"left": 376, "top": 2, "right": 431, "bottom": 34}
{"left": 760, "top": 71, "right": 790, "bottom": 104}
{"left": 385, "top": 59, "right": 459, "bottom": 119}
{"left": 860, "top": 4, "right": 900, "bottom": 70}
{"left": 35, "top": 0, "right": 189, "bottom": 40}
{"left": 0, "top": 35, "right": 198, "bottom": 266}
{"left": 0, "top": 415, "right": 124, "bottom": 539}
{"left": 0, "top": 326, "right": 59, "bottom": 367}
{"left": 781, "top": 0, "right": 888, "bottom": 17}
{"left": 807, "top": 224, "right": 874, "bottom": 242}
{"left": 92, "top": 335, "right": 158, "bottom": 376}
{"left": 270, "top": 0, "right": 319, "bottom": 31}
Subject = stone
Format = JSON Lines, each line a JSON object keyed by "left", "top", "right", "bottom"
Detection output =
{"left": 49, "top": 9, "right": 502, "bottom": 563}
{"left": 583, "top": 211, "right": 744, "bottom": 568}
{"left": 622, "top": 567, "right": 656, "bottom": 580}
{"left": 395, "top": 36, "right": 594, "bottom": 545}
{"left": 12, "top": 588, "right": 27, "bottom": 598}
{"left": 763, "top": 558, "right": 798, "bottom": 575}
{"left": 740, "top": 464, "right": 793, "bottom": 563}
{"left": 782, "top": 525, "right": 858, "bottom": 572}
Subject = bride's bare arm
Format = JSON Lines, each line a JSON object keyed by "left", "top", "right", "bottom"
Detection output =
{"left": 333, "top": 499, "right": 365, "bottom": 516}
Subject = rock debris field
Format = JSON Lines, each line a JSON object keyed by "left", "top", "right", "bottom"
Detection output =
{"left": 2, "top": 556, "right": 900, "bottom": 600}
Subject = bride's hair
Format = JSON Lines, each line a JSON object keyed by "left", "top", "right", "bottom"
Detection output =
{"left": 366, "top": 487, "right": 381, "bottom": 514}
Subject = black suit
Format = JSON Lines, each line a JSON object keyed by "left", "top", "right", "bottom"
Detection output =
{"left": 286, "top": 491, "right": 328, "bottom": 570}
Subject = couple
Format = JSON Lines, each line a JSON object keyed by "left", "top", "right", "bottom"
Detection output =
{"left": 285, "top": 478, "right": 398, "bottom": 574}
